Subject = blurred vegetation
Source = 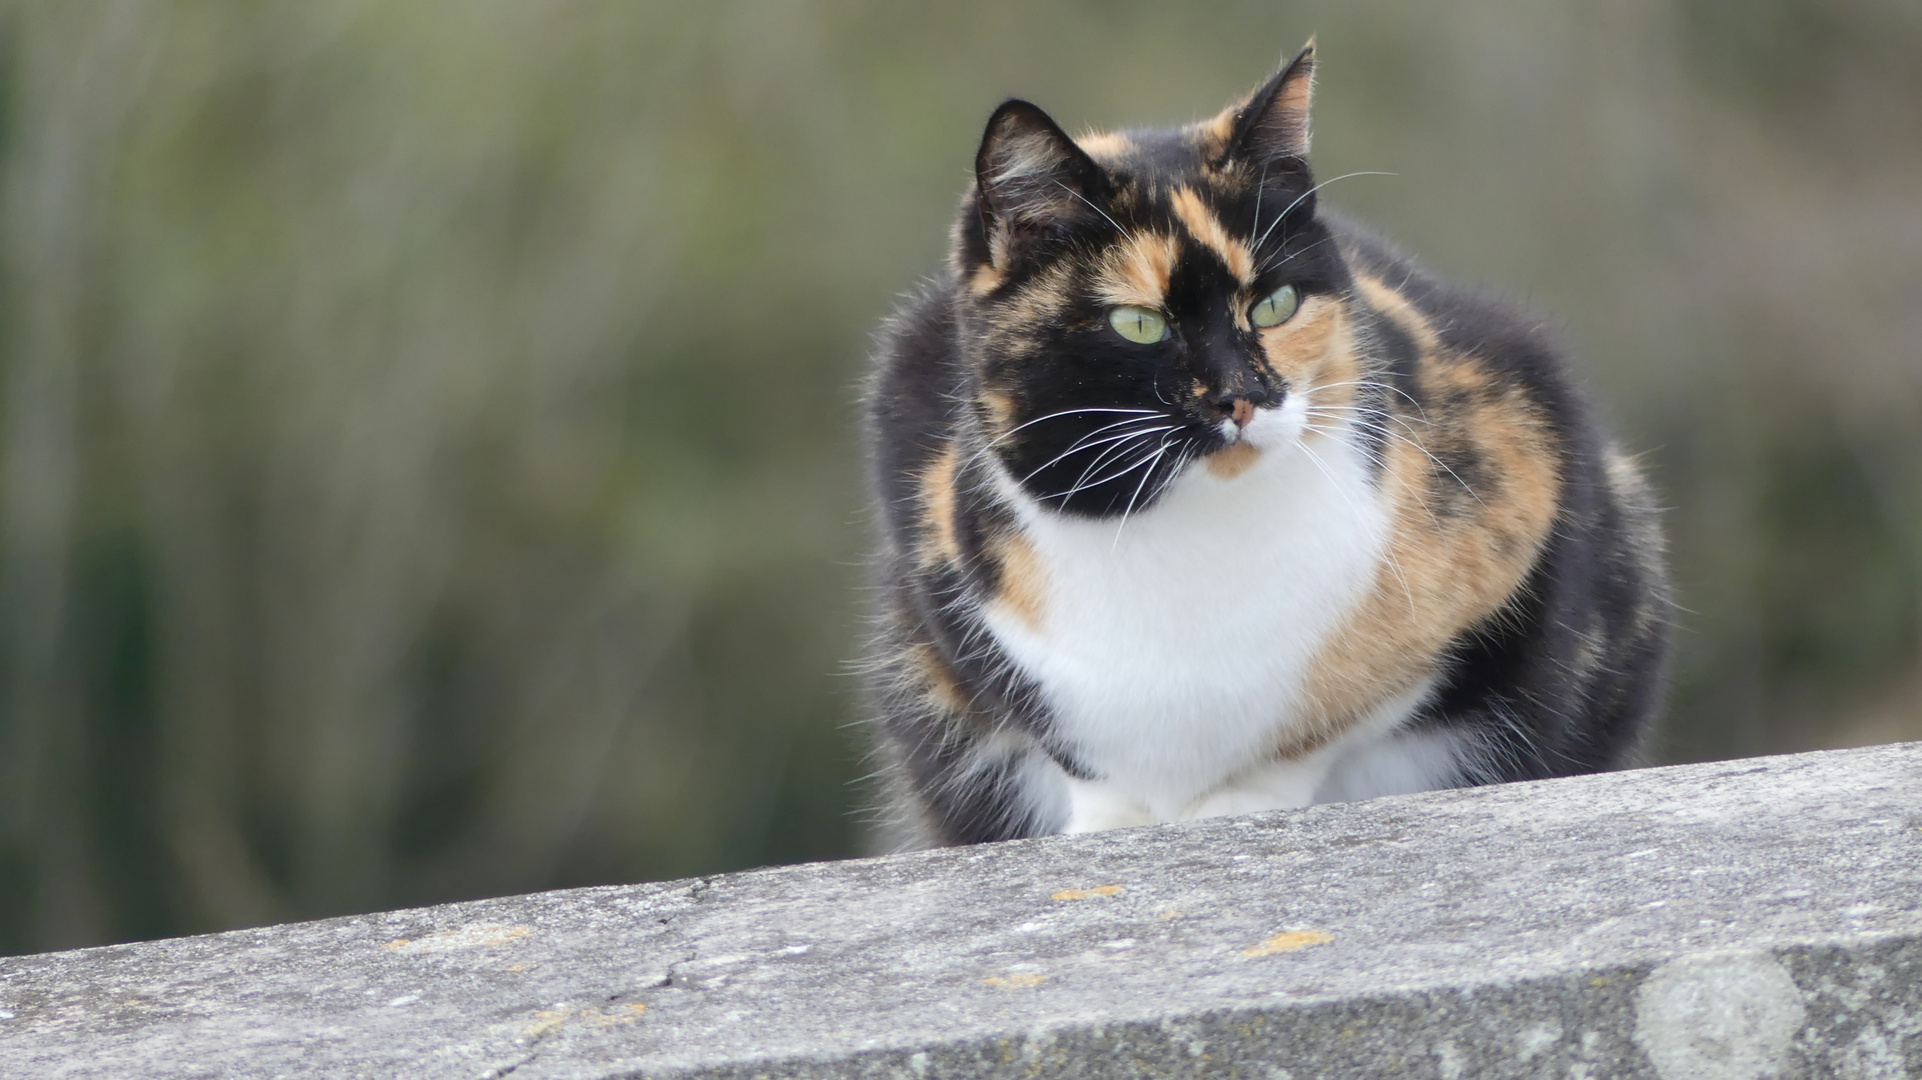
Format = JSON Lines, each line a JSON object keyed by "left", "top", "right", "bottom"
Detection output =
{"left": 0, "top": 0, "right": 1916, "bottom": 955}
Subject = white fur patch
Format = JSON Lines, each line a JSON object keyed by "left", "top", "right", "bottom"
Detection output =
{"left": 1311, "top": 726, "right": 1474, "bottom": 805}
{"left": 988, "top": 399, "right": 1434, "bottom": 828}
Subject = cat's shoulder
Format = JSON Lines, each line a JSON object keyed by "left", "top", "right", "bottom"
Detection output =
{"left": 864, "top": 277, "right": 967, "bottom": 490}
{"left": 1327, "top": 211, "right": 1551, "bottom": 353}
{"left": 1326, "top": 209, "right": 1593, "bottom": 433}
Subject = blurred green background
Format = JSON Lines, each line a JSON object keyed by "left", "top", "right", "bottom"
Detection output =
{"left": 0, "top": 0, "right": 1916, "bottom": 955}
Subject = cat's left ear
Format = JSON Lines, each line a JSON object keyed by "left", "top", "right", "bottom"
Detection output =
{"left": 1214, "top": 39, "right": 1317, "bottom": 166}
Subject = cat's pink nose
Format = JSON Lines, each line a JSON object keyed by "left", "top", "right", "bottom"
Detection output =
{"left": 1229, "top": 399, "right": 1256, "bottom": 429}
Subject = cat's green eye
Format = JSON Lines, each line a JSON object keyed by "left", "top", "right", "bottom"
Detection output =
{"left": 1250, "top": 284, "right": 1301, "bottom": 328}
{"left": 1108, "top": 305, "right": 1170, "bottom": 344}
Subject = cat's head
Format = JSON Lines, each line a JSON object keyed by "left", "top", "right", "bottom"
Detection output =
{"left": 953, "top": 43, "right": 1363, "bottom": 518}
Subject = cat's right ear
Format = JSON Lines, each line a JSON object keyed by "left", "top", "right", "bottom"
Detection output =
{"left": 973, "top": 100, "right": 1106, "bottom": 270}
{"left": 1217, "top": 39, "right": 1317, "bottom": 167}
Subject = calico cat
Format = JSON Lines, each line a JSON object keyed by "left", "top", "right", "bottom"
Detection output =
{"left": 861, "top": 42, "right": 1670, "bottom": 849}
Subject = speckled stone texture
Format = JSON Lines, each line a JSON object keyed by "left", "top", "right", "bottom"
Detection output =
{"left": 3, "top": 743, "right": 1920, "bottom": 1079}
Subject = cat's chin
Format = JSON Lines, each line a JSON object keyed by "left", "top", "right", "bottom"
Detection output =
{"left": 1203, "top": 440, "right": 1262, "bottom": 481}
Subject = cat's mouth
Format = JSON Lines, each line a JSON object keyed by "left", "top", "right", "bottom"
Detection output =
{"left": 1206, "top": 404, "right": 1264, "bottom": 479}
{"left": 1202, "top": 393, "right": 1306, "bottom": 476}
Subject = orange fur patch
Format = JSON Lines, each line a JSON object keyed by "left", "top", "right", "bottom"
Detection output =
{"left": 919, "top": 444, "right": 963, "bottom": 565}
{"left": 1257, "top": 297, "right": 1347, "bottom": 388}
{"left": 1094, "top": 233, "right": 1180, "bottom": 309}
{"left": 1074, "top": 131, "right": 1133, "bottom": 160}
{"left": 978, "top": 389, "right": 1016, "bottom": 438}
{"left": 1283, "top": 289, "right": 1562, "bottom": 758}
{"left": 987, "top": 530, "right": 1047, "bottom": 629}
{"left": 1206, "top": 441, "right": 1261, "bottom": 480}
{"left": 908, "top": 641, "right": 970, "bottom": 714}
{"left": 969, "top": 264, "right": 1004, "bottom": 295}
{"left": 1170, "top": 186, "right": 1254, "bottom": 284}
{"left": 1194, "top": 105, "right": 1239, "bottom": 162}
{"left": 994, "top": 261, "right": 1078, "bottom": 335}
{"left": 1353, "top": 274, "right": 1440, "bottom": 353}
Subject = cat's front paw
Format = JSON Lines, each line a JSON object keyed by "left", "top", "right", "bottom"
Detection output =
{"left": 1183, "top": 785, "right": 1301, "bottom": 821}
{"left": 1183, "top": 761, "right": 1327, "bottom": 821}
{"left": 1062, "top": 779, "right": 1155, "bottom": 833}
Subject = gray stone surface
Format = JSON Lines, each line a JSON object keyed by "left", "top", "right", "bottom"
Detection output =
{"left": 3, "top": 744, "right": 1920, "bottom": 1079}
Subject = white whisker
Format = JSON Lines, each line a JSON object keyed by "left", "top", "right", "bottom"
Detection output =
{"left": 1111, "top": 433, "right": 1179, "bottom": 549}
{"left": 1259, "top": 235, "right": 1334, "bottom": 275}
{"left": 1064, "top": 428, "right": 1163, "bottom": 493}
{"left": 1044, "top": 433, "right": 1173, "bottom": 503}
{"left": 1022, "top": 421, "right": 1177, "bottom": 484}
{"left": 1052, "top": 179, "right": 1131, "bottom": 240}
{"left": 993, "top": 407, "right": 1161, "bottom": 445}
{"left": 964, "top": 407, "right": 1164, "bottom": 471}
{"left": 1253, "top": 171, "right": 1397, "bottom": 252}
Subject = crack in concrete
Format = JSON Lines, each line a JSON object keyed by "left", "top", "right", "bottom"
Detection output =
{"left": 486, "top": 1032, "right": 550, "bottom": 1080}
{"left": 658, "top": 876, "right": 715, "bottom": 991}
{"left": 483, "top": 876, "right": 714, "bottom": 1079}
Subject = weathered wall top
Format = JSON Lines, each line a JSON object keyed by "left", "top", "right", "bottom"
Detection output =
{"left": 3, "top": 742, "right": 1919, "bottom": 1078}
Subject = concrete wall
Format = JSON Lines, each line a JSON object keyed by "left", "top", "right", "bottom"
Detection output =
{"left": 2, "top": 742, "right": 1918, "bottom": 1078}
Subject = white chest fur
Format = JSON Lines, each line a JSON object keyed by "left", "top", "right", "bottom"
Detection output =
{"left": 984, "top": 402, "right": 1422, "bottom": 827}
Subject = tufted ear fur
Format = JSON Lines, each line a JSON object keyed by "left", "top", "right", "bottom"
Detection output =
{"left": 974, "top": 100, "right": 1107, "bottom": 270}
{"left": 1218, "top": 40, "right": 1317, "bottom": 166}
